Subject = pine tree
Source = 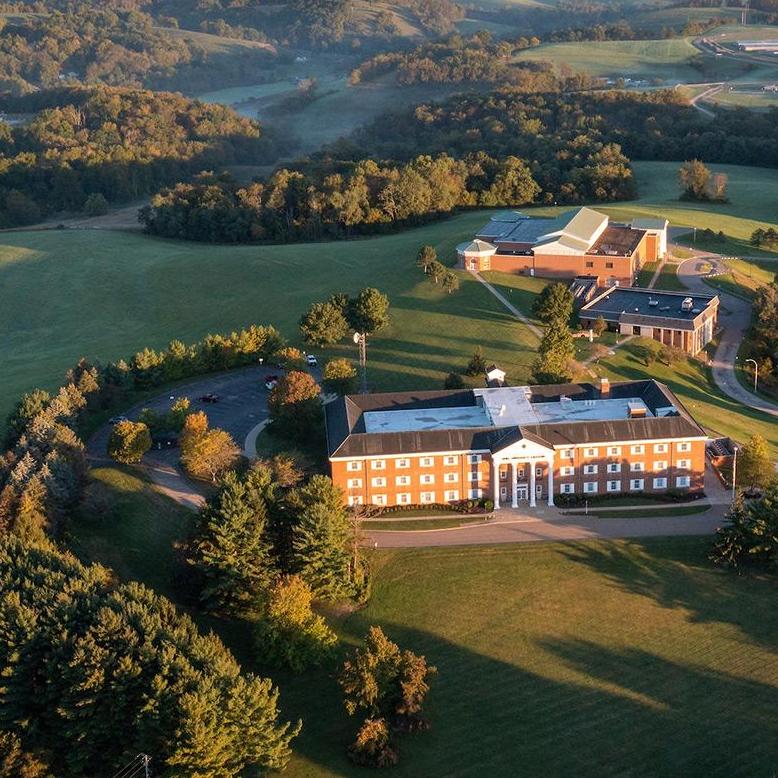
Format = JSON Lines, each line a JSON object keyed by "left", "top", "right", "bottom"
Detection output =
{"left": 532, "top": 324, "right": 575, "bottom": 384}
{"left": 189, "top": 472, "right": 277, "bottom": 616}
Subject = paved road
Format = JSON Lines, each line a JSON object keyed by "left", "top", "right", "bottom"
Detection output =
{"left": 677, "top": 252, "right": 778, "bottom": 419}
{"left": 87, "top": 366, "right": 277, "bottom": 508}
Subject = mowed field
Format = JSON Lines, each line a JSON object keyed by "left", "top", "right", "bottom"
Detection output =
{"left": 69, "top": 473, "right": 778, "bottom": 778}
{"left": 1, "top": 160, "right": 777, "bottom": 440}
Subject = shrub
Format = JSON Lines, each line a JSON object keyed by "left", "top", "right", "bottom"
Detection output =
{"left": 348, "top": 718, "right": 399, "bottom": 768}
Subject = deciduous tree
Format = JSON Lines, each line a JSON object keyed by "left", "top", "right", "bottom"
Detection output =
{"left": 107, "top": 421, "right": 151, "bottom": 464}
{"left": 322, "top": 358, "right": 358, "bottom": 395}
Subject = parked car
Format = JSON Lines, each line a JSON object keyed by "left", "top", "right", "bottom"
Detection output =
{"left": 198, "top": 393, "right": 220, "bottom": 403}
{"left": 264, "top": 374, "right": 280, "bottom": 390}
{"left": 306, "top": 354, "right": 318, "bottom": 366}
{"left": 109, "top": 415, "right": 128, "bottom": 425}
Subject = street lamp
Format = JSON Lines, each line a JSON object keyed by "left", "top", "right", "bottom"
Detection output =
{"left": 353, "top": 331, "right": 367, "bottom": 394}
{"left": 744, "top": 358, "right": 758, "bottom": 393}
{"left": 731, "top": 444, "right": 738, "bottom": 504}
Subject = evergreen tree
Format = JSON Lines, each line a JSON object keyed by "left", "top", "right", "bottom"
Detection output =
{"left": 189, "top": 472, "right": 277, "bottom": 616}
{"left": 416, "top": 244, "right": 437, "bottom": 274}
{"left": 532, "top": 324, "right": 575, "bottom": 384}
{"left": 532, "top": 282, "right": 574, "bottom": 325}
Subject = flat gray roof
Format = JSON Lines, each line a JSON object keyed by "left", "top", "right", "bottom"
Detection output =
{"left": 364, "top": 406, "right": 491, "bottom": 433}
{"left": 581, "top": 287, "right": 717, "bottom": 324}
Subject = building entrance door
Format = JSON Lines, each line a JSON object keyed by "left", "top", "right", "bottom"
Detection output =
{"left": 517, "top": 484, "right": 528, "bottom": 502}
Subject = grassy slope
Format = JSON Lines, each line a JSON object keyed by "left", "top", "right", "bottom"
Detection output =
{"left": 68, "top": 474, "right": 778, "bottom": 778}
{"left": 514, "top": 38, "right": 702, "bottom": 80}
{"left": 1, "top": 160, "right": 776, "bottom": 435}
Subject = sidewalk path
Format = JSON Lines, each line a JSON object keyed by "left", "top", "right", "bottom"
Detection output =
{"left": 470, "top": 270, "right": 542, "bottom": 338}
{"left": 677, "top": 251, "right": 778, "bottom": 419}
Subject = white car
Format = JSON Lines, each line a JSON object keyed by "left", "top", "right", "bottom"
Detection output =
{"left": 306, "top": 354, "right": 318, "bottom": 367}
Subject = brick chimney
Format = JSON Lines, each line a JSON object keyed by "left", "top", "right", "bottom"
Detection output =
{"left": 599, "top": 377, "right": 610, "bottom": 398}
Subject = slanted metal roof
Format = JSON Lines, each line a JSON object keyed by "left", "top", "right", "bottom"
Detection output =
{"left": 456, "top": 239, "right": 496, "bottom": 255}
{"left": 631, "top": 217, "right": 669, "bottom": 231}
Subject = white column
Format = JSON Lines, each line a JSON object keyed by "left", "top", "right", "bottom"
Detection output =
{"left": 529, "top": 463, "right": 536, "bottom": 507}
{"left": 492, "top": 458, "right": 500, "bottom": 510}
{"left": 547, "top": 457, "right": 554, "bottom": 506}
{"left": 511, "top": 461, "right": 518, "bottom": 508}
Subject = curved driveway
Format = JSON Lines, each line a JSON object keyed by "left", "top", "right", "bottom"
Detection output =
{"left": 677, "top": 252, "right": 778, "bottom": 419}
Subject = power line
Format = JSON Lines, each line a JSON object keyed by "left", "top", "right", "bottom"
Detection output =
{"left": 112, "top": 753, "right": 151, "bottom": 778}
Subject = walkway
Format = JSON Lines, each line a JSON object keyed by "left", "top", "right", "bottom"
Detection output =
{"left": 677, "top": 251, "right": 778, "bottom": 419}
{"left": 470, "top": 270, "right": 542, "bottom": 337}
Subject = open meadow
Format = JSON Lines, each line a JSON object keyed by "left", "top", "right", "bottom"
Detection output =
{"left": 69, "top": 470, "right": 778, "bottom": 777}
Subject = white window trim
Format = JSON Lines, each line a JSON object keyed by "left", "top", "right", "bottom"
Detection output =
{"left": 630, "top": 479, "right": 644, "bottom": 491}
{"left": 676, "top": 476, "right": 691, "bottom": 488}
{"left": 371, "top": 476, "right": 387, "bottom": 487}
{"left": 420, "top": 491, "right": 436, "bottom": 503}
{"left": 560, "top": 483, "right": 574, "bottom": 494}
{"left": 420, "top": 457, "right": 435, "bottom": 467}
{"left": 421, "top": 474, "right": 435, "bottom": 485}
{"left": 347, "top": 461, "right": 362, "bottom": 471}
{"left": 395, "top": 475, "right": 410, "bottom": 486}
{"left": 444, "top": 472, "right": 459, "bottom": 483}
{"left": 631, "top": 462, "right": 644, "bottom": 472}
{"left": 607, "top": 463, "right": 621, "bottom": 474}
{"left": 371, "top": 460, "right": 386, "bottom": 470}
{"left": 397, "top": 493, "right": 411, "bottom": 504}
{"left": 631, "top": 445, "right": 645, "bottom": 455}
{"left": 396, "top": 458, "right": 410, "bottom": 469}
{"left": 653, "top": 477, "right": 667, "bottom": 489}
{"left": 445, "top": 490, "right": 459, "bottom": 502}
{"left": 347, "top": 478, "right": 362, "bottom": 489}
{"left": 584, "top": 481, "right": 598, "bottom": 494}
{"left": 584, "top": 464, "right": 598, "bottom": 475}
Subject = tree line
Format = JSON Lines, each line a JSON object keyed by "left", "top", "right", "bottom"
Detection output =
{"left": 0, "top": 85, "right": 272, "bottom": 225}
{"left": 139, "top": 152, "right": 552, "bottom": 242}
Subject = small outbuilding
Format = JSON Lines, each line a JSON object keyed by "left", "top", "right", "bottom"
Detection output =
{"left": 485, "top": 364, "right": 506, "bottom": 388}
{"left": 457, "top": 239, "right": 497, "bottom": 272}
{"left": 631, "top": 217, "right": 669, "bottom": 259}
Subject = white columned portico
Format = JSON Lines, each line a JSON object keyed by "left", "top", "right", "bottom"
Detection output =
{"left": 511, "top": 461, "right": 518, "bottom": 508}
{"left": 529, "top": 464, "right": 536, "bottom": 507}
{"left": 492, "top": 458, "right": 501, "bottom": 510}
{"left": 547, "top": 457, "right": 554, "bottom": 506}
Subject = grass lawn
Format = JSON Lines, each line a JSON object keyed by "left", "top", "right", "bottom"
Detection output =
{"left": 652, "top": 262, "right": 686, "bottom": 292}
{"left": 365, "top": 517, "right": 482, "bottom": 531}
{"left": 68, "top": 473, "right": 778, "bottom": 778}
{"left": 569, "top": 505, "right": 712, "bottom": 519}
{"left": 636, "top": 260, "right": 659, "bottom": 287}
{"left": 595, "top": 338, "right": 778, "bottom": 455}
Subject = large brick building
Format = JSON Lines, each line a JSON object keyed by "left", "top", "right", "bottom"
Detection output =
{"left": 579, "top": 287, "right": 719, "bottom": 355}
{"left": 325, "top": 379, "right": 707, "bottom": 510}
{"left": 457, "top": 207, "right": 666, "bottom": 287}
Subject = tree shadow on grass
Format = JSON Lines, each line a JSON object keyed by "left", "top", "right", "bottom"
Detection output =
{"left": 558, "top": 537, "right": 778, "bottom": 649}
{"left": 282, "top": 618, "right": 778, "bottom": 778}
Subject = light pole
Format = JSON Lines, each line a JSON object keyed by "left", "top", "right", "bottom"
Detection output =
{"left": 731, "top": 445, "right": 738, "bottom": 503}
{"left": 744, "top": 358, "right": 758, "bottom": 393}
{"left": 353, "top": 331, "right": 367, "bottom": 394}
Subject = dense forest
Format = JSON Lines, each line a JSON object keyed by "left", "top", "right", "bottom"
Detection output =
{"left": 0, "top": 85, "right": 275, "bottom": 225}
{"left": 346, "top": 89, "right": 778, "bottom": 168}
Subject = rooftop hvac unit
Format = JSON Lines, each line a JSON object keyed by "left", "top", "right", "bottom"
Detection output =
{"left": 660, "top": 306, "right": 671, "bottom": 311}
{"left": 681, "top": 297, "right": 694, "bottom": 312}
{"left": 499, "top": 404, "right": 506, "bottom": 417}
{"left": 634, "top": 307, "right": 640, "bottom": 312}
{"left": 692, "top": 308, "right": 701, "bottom": 314}
{"left": 648, "top": 298, "right": 659, "bottom": 307}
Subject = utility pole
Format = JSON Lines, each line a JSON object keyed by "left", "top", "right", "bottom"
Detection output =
{"left": 353, "top": 331, "right": 367, "bottom": 393}
{"left": 731, "top": 445, "right": 738, "bottom": 503}
{"left": 142, "top": 754, "right": 151, "bottom": 778}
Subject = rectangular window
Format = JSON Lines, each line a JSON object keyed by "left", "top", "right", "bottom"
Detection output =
{"left": 420, "top": 491, "right": 435, "bottom": 504}
{"left": 469, "top": 454, "right": 482, "bottom": 464}
{"left": 560, "top": 483, "right": 575, "bottom": 494}
{"left": 631, "top": 462, "right": 644, "bottom": 472}
{"left": 585, "top": 448, "right": 598, "bottom": 457}
{"left": 605, "top": 261, "right": 614, "bottom": 269}
{"left": 469, "top": 488, "right": 482, "bottom": 499}
{"left": 607, "top": 463, "right": 621, "bottom": 474}
{"left": 653, "top": 477, "right": 667, "bottom": 489}
{"left": 347, "top": 478, "right": 362, "bottom": 489}
{"left": 561, "top": 466, "right": 574, "bottom": 477}
{"left": 677, "top": 442, "right": 691, "bottom": 452}
{"left": 371, "top": 460, "right": 386, "bottom": 470}
{"left": 630, "top": 479, "right": 644, "bottom": 491}
{"left": 444, "top": 472, "right": 458, "bottom": 483}
{"left": 395, "top": 475, "right": 410, "bottom": 486}
{"left": 371, "top": 476, "right": 387, "bottom": 487}
{"left": 631, "top": 445, "right": 645, "bottom": 455}
{"left": 677, "top": 459, "right": 691, "bottom": 470}
{"left": 535, "top": 467, "right": 543, "bottom": 477}
{"left": 653, "top": 461, "right": 667, "bottom": 471}
{"left": 584, "top": 481, "right": 598, "bottom": 494}
{"left": 397, "top": 493, "right": 411, "bottom": 505}
{"left": 562, "top": 449, "right": 574, "bottom": 459}
{"left": 420, "top": 457, "right": 435, "bottom": 468}
{"left": 676, "top": 476, "right": 691, "bottom": 488}
{"left": 584, "top": 464, "right": 598, "bottom": 475}
{"left": 500, "top": 469, "right": 507, "bottom": 481}
{"left": 348, "top": 495, "right": 363, "bottom": 506}
{"left": 347, "top": 461, "right": 362, "bottom": 471}
{"left": 607, "top": 446, "right": 621, "bottom": 456}
{"left": 421, "top": 474, "right": 435, "bottom": 485}
{"left": 372, "top": 495, "right": 386, "bottom": 506}
{"left": 396, "top": 458, "right": 410, "bottom": 469}
{"left": 607, "top": 480, "right": 621, "bottom": 492}
{"left": 517, "top": 467, "right": 525, "bottom": 478}
{"left": 469, "top": 471, "right": 479, "bottom": 482}
{"left": 653, "top": 443, "right": 668, "bottom": 454}
{"left": 585, "top": 261, "right": 594, "bottom": 268}
{"left": 445, "top": 490, "right": 459, "bottom": 502}
{"left": 444, "top": 455, "right": 457, "bottom": 466}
